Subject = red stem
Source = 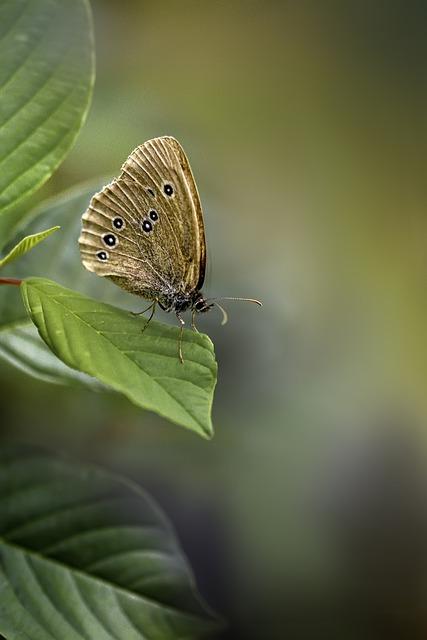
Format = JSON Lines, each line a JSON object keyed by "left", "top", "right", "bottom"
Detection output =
{"left": 0, "top": 277, "right": 22, "bottom": 286}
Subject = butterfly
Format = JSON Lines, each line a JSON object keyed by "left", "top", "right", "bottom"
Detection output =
{"left": 79, "top": 136, "right": 261, "bottom": 362}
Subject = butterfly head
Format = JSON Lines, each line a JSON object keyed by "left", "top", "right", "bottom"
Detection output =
{"left": 160, "top": 290, "right": 213, "bottom": 314}
{"left": 193, "top": 293, "right": 214, "bottom": 314}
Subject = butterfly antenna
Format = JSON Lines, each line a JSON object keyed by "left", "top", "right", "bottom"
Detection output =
{"left": 212, "top": 301, "right": 229, "bottom": 326}
{"left": 205, "top": 296, "right": 262, "bottom": 326}
{"left": 209, "top": 296, "right": 263, "bottom": 306}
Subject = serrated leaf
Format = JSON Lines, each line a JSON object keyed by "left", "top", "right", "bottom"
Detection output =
{"left": 0, "top": 225, "right": 59, "bottom": 269}
{"left": 21, "top": 277, "right": 217, "bottom": 437}
{"left": 0, "top": 446, "right": 220, "bottom": 640}
{"left": 0, "top": 0, "right": 94, "bottom": 215}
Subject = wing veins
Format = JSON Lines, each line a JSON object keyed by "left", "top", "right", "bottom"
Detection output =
{"left": 99, "top": 190, "right": 140, "bottom": 229}
{"left": 138, "top": 145, "right": 184, "bottom": 264}
{"left": 81, "top": 227, "right": 139, "bottom": 248}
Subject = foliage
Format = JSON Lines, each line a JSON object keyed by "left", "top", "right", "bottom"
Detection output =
{"left": 0, "top": 226, "right": 59, "bottom": 268}
{"left": 0, "top": 0, "right": 218, "bottom": 435}
{"left": 0, "top": 447, "right": 219, "bottom": 640}
{"left": 0, "top": 0, "right": 219, "bottom": 637}
{"left": 0, "top": 0, "right": 94, "bottom": 236}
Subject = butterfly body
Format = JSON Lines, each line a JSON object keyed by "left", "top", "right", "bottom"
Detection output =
{"left": 106, "top": 273, "right": 209, "bottom": 315}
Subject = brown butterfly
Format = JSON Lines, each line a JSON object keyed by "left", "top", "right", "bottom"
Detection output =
{"left": 79, "top": 136, "right": 261, "bottom": 362}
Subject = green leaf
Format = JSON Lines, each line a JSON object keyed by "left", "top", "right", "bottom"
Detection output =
{"left": 21, "top": 277, "right": 217, "bottom": 438}
{"left": 0, "top": 0, "right": 95, "bottom": 215}
{"left": 0, "top": 446, "right": 220, "bottom": 640}
{"left": 0, "top": 321, "right": 99, "bottom": 386}
{"left": 0, "top": 225, "right": 59, "bottom": 269}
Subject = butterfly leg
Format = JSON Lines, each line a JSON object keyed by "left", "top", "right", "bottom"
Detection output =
{"left": 140, "top": 301, "right": 156, "bottom": 335}
{"left": 176, "top": 313, "right": 185, "bottom": 364}
{"left": 191, "top": 309, "right": 200, "bottom": 333}
{"left": 131, "top": 302, "right": 155, "bottom": 317}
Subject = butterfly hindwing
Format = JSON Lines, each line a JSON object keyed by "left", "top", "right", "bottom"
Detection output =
{"left": 79, "top": 178, "right": 185, "bottom": 299}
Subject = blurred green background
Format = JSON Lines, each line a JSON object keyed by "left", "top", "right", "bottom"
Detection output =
{"left": 2, "top": 1, "right": 427, "bottom": 638}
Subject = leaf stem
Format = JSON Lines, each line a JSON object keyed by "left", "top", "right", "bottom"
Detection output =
{"left": 0, "top": 277, "right": 22, "bottom": 286}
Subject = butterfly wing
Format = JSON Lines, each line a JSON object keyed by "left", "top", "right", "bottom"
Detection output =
{"left": 79, "top": 178, "right": 186, "bottom": 300}
{"left": 119, "top": 136, "right": 206, "bottom": 292}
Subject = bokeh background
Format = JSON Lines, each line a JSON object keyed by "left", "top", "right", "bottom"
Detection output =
{"left": 2, "top": 1, "right": 427, "bottom": 638}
